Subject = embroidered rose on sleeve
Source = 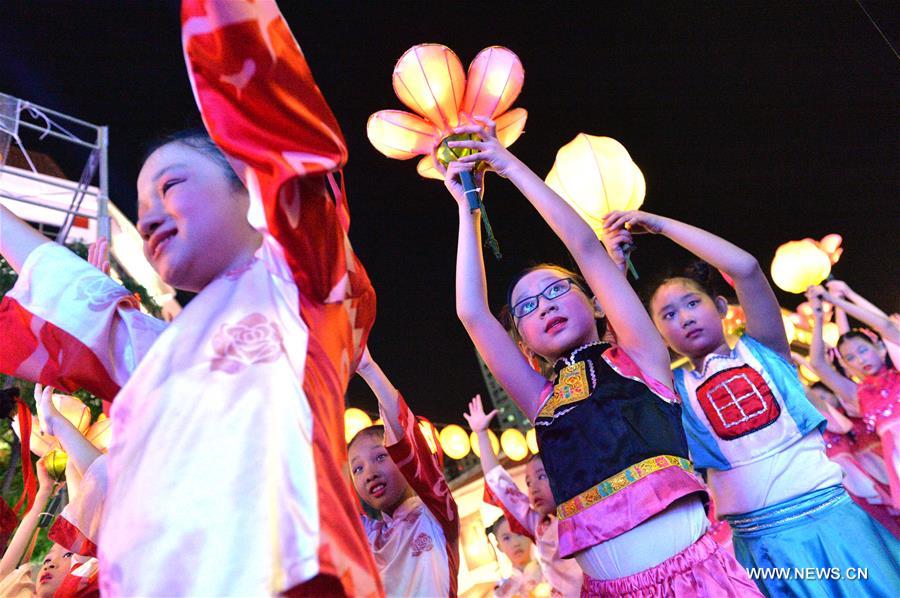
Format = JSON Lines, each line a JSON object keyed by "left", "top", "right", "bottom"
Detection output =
{"left": 410, "top": 532, "right": 433, "bottom": 557}
{"left": 75, "top": 276, "right": 136, "bottom": 312}
{"left": 211, "top": 313, "right": 284, "bottom": 374}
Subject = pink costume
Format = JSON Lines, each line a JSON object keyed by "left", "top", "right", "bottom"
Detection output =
{"left": 0, "top": 1, "right": 381, "bottom": 595}
{"left": 484, "top": 465, "right": 584, "bottom": 596}
{"left": 363, "top": 395, "right": 460, "bottom": 597}
{"left": 859, "top": 367, "right": 900, "bottom": 509}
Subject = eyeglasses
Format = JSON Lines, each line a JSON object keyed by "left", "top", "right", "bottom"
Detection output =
{"left": 511, "top": 278, "right": 575, "bottom": 319}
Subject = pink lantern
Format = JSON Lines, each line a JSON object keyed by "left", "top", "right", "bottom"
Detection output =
{"left": 368, "top": 44, "right": 528, "bottom": 258}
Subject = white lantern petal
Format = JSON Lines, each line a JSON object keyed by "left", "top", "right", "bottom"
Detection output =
{"left": 393, "top": 44, "right": 465, "bottom": 131}
{"left": 462, "top": 46, "right": 525, "bottom": 120}
{"left": 495, "top": 108, "right": 528, "bottom": 148}
{"left": 367, "top": 110, "right": 438, "bottom": 160}
{"left": 416, "top": 155, "right": 444, "bottom": 180}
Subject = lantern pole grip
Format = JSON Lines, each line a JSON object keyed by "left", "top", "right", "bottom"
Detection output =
{"left": 459, "top": 170, "right": 481, "bottom": 213}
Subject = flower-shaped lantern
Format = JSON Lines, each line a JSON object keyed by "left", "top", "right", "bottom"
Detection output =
{"left": 13, "top": 394, "right": 91, "bottom": 457}
{"left": 770, "top": 239, "right": 833, "bottom": 294}
{"left": 367, "top": 44, "right": 528, "bottom": 259}
{"left": 545, "top": 134, "right": 646, "bottom": 277}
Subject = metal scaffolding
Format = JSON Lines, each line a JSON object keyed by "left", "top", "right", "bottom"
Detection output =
{"left": 0, "top": 91, "right": 110, "bottom": 244}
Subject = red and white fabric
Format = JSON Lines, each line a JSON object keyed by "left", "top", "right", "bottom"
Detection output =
{"left": 484, "top": 465, "right": 584, "bottom": 596}
{"left": 364, "top": 394, "right": 460, "bottom": 597}
{"left": 0, "top": 1, "right": 379, "bottom": 595}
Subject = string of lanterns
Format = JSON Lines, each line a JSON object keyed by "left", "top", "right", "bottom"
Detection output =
{"left": 343, "top": 407, "right": 538, "bottom": 462}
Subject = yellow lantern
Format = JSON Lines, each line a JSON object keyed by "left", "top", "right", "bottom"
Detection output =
{"left": 13, "top": 394, "right": 91, "bottom": 457}
{"left": 470, "top": 429, "right": 500, "bottom": 458}
{"left": 782, "top": 312, "right": 796, "bottom": 344}
{"left": 500, "top": 428, "right": 529, "bottom": 462}
{"left": 439, "top": 424, "right": 471, "bottom": 460}
{"left": 770, "top": 240, "right": 832, "bottom": 294}
{"left": 85, "top": 414, "right": 112, "bottom": 452}
{"left": 817, "top": 234, "right": 843, "bottom": 265}
{"left": 44, "top": 449, "right": 68, "bottom": 482}
{"left": 344, "top": 407, "right": 373, "bottom": 443}
{"left": 545, "top": 134, "right": 645, "bottom": 235}
{"left": 525, "top": 428, "right": 539, "bottom": 455}
{"left": 798, "top": 363, "right": 820, "bottom": 384}
{"left": 419, "top": 420, "right": 439, "bottom": 454}
{"left": 823, "top": 322, "right": 840, "bottom": 347}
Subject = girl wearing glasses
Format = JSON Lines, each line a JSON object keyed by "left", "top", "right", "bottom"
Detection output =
{"left": 440, "top": 120, "right": 758, "bottom": 596}
{"left": 602, "top": 209, "right": 900, "bottom": 596}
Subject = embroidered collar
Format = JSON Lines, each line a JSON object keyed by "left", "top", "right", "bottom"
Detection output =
{"left": 553, "top": 342, "right": 607, "bottom": 376}
{"left": 689, "top": 343, "right": 740, "bottom": 380}
{"left": 380, "top": 495, "right": 422, "bottom": 526}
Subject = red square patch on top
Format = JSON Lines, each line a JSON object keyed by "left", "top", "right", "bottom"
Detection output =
{"left": 695, "top": 365, "right": 781, "bottom": 440}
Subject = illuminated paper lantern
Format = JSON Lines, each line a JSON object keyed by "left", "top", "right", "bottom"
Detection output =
{"left": 545, "top": 134, "right": 645, "bottom": 236}
{"left": 85, "top": 414, "right": 112, "bottom": 453}
{"left": 439, "top": 424, "right": 471, "bottom": 460}
{"left": 817, "top": 234, "right": 843, "bottom": 265}
{"left": 368, "top": 44, "right": 527, "bottom": 259}
{"left": 782, "top": 313, "right": 796, "bottom": 343}
{"left": 525, "top": 428, "right": 539, "bottom": 455}
{"left": 500, "top": 428, "right": 529, "bottom": 462}
{"left": 470, "top": 429, "right": 499, "bottom": 458}
{"left": 344, "top": 408, "right": 373, "bottom": 444}
{"left": 419, "top": 420, "right": 439, "bottom": 454}
{"left": 13, "top": 394, "right": 91, "bottom": 457}
{"left": 798, "top": 363, "right": 820, "bottom": 384}
{"left": 823, "top": 322, "right": 840, "bottom": 347}
{"left": 770, "top": 240, "right": 832, "bottom": 294}
{"left": 368, "top": 44, "right": 526, "bottom": 174}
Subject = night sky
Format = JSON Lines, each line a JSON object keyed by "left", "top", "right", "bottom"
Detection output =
{"left": 3, "top": 1, "right": 897, "bottom": 426}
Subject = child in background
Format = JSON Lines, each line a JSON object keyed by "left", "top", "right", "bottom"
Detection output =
{"left": 350, "top": 349, "right": 460, "bottom": 597}
{"left": 808, "top": 286, "right": 900, "bottom": 510}
{"left": 488, "top": 516, "right": 545, "bottom": 598}
{"left": 603, "top": 208, "right": 900, "bottom": 596}
{"left": 0, "top": 457, "right": 74, "bottom": 598}
{"left": 443, "top": 119, "right": 756, "bottom": 596}
{"left": 464, "top": 395, "right": 583, "bottom": 596}
{"left": 0, "top": 1, "right": 379, "bottom": 594}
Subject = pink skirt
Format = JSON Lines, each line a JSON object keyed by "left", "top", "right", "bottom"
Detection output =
{"left": 581, "top": 532, "right": 761, "bottom": 597}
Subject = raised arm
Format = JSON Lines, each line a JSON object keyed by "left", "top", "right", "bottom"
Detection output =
{"left": 355, "top": 348, "right": 402, "bottom": 441}
{"left": 604, "top": 210, "right": 790, "bottom": 359}
{"left": 0, "top": 457, "right": 54, "bottom": 577}
{"left": 805, "top": 287, "right": 860, "bottom": 414}
{"left": 0, "top": 204, "right": 51, "bottom": 273}
{"left": 463, "top": 395, "right": 500, "bottom": 474}
{"left": 824, "top": 281, "right": 899, "bottom": 345}
{"left": 445, "top": 159, "right": 548, "bottom": 418}
{"left": 35, "top": 385, "right": 101, "bottom": 478}
{"left": 450, "top": 121, "right": 671, "bottom": 387}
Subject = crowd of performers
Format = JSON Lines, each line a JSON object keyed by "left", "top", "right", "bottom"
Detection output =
{"left": 0, "top": 1, "right": 897, "bottom": 596}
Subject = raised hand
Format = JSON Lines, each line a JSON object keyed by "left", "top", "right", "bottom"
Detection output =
{"left": 825, "top": 280, "right": 850, "bottom": 300}
{"left": 87, "top": 236, "right": 110, "bottom": 274}
{"left": 35, "top": 454, "right": 53, "bottom": 491}
{"left": 441, "top": 159, "right": 484, "bottom": 210}
{"left": 34, "top": 383, "right": 62, "bottom": 437}
{"left": 600, "top": 225, "right": 635, "bottom": 270}
{"left": 602, "top": 210, "right": 665, "bottom": 235}
{"left": 447, "top": 115, "right": 520, "bottom": 178}
{"left": 462, "top": 394, "right": 497, "bottom": 433}
{"left": 806, "top": 285, "right": 827, "bottom": 315}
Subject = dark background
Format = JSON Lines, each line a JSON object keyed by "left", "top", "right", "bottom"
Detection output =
{"left": 2, "top": 1, "right": 897, "bottom": 426}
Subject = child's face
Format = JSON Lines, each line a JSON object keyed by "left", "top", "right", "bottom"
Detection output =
{"left": 494, "top": 519, "right": 532, "bottom": 570}
{"left": 348, "top": 433, "right": 411, "bottom": 515}
{"left": 525, "top": 458, "right": 555, "bottom": 515}
{"left": 651, "top": 280, "right": 727, "bottom": 360}
{"left": 136, "top": 142, "right": 254, "bottom": 292}
{"left": 36, "top": 544, "right": 72, "bottom": 598}
{"left": 838, "top": 337, "right": 886, "bottom": 379}
{"left": 510, "top": 268, "right": 600, "bottom": 363}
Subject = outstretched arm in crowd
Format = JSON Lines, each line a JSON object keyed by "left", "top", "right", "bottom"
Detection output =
{"left": 603, "top": 210, "right": 790, "bottom": 359}
{"left": 824, "top": 280, "right": 900, "bottom": 346}
{"left": 0, "top": 204, "right": 50, "bottom": 273}
{"left": 463, "top": 395, "right": 500, "bottom": 474}
{"left": 355, "top": 347, "right": 402, "bottom": 441}
{"left": 0, "top": 457, "right": 54, "bottom": 576}
{"left": 806, "top": 287, "right": 860, "bottom": 415}
{"left": 35, "top": 384, "right": 101, "bottom": 478}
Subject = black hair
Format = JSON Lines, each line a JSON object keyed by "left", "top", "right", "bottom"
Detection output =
{"left": 499, "top": 263, "right": 608, "bottom": 377}
{"left": 0, "top": 387, "right": 20, "bottom": 419}
{"left": 486, "top": 515, "right": 507, "bottom": 537}
{"left": 143, "top": 128, "right": 244, "bottom": 191}
{"left": 524, "top": 452, "right": 542, "bottom": 465}
{"left": 837, "top": 329, "right": 894, "bottom": 370}
{"left": 809, "top": 381, "right": 831, "bottom": 393}
{"left": 647, "top": 260, "right": 728, "bottom": 309}
{"left": 347, "top": 424, "right": 385, "bottom": 451}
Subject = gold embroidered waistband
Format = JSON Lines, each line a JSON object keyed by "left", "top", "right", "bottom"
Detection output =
{"left": 557, "top": 455, "right": 694, "bottom": 520}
